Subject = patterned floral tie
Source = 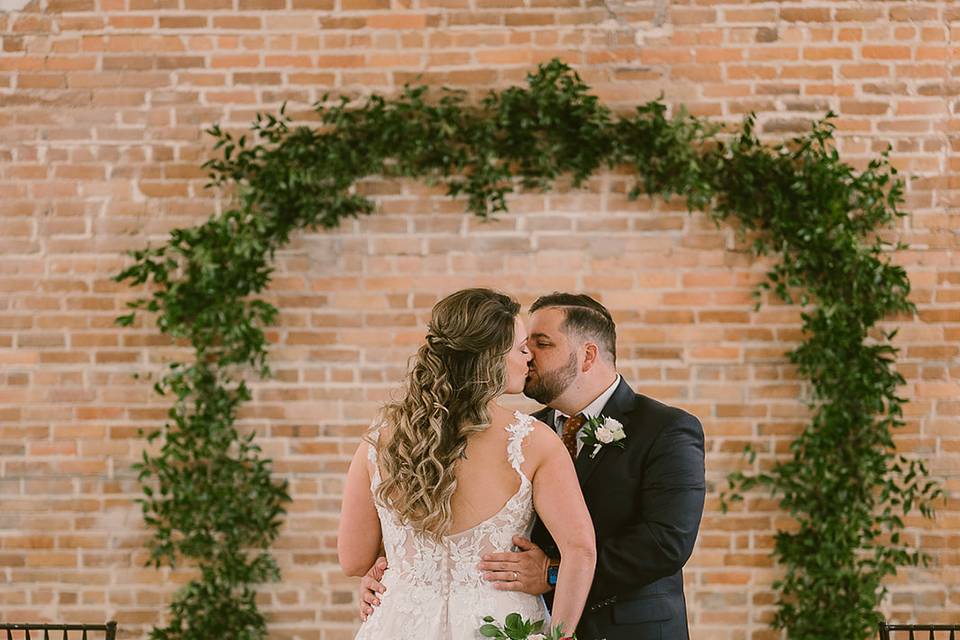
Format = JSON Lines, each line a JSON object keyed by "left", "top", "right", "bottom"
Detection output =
{"left": 560, "top": 413, "right": 587, "bottom": 462}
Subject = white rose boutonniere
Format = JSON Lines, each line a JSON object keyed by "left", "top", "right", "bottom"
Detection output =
{"left": 579, "top": 415, "right": 627, "bottom": 459}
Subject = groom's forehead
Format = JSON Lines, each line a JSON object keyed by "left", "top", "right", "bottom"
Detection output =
{"left": 528, "top": 307, "right": 568, "bottom": 336}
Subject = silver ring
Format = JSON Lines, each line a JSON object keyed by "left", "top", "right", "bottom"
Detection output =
{"left": 513, "top": 571, "right": 519, "bottom": 581}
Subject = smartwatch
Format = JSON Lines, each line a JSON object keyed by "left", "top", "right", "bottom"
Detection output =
{"left": 546, "top": 560, "right": 560, "bottom": 587}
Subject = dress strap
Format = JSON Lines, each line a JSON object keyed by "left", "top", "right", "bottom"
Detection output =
{"left": 366, "top": 427, "right": 381, "bottom": 490}
{"left": 366, "top": 428, "right": 379, "bottom": 465}
{"left": 505, "top": 411, "right": 535, "bottom": 473}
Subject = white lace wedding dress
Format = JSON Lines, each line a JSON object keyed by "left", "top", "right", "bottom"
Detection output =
{"left": 356, "top": 411, "right": 549, "bottom": 640}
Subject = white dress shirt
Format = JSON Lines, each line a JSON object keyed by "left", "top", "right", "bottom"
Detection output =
{"left": 553, "top": 374, "right": 622, "bottom": 456}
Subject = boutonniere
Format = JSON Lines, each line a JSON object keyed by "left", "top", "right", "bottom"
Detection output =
{"left": 579, "top": 414, "right": 626, "bottom": 459}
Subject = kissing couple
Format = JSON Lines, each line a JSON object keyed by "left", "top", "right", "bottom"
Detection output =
{"left": 339, "top": 288, "right": 705, "bottom": 640}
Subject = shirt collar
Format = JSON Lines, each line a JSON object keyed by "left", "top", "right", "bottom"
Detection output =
{"left": 555, "top": 374, "right": 622, "bottom": 427}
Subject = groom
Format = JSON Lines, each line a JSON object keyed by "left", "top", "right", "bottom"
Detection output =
{"left": 478, "top": 293, "right": 705, "bottom": 640}
{"left": 358, "top": 293, "right": 705, "bottom": 640}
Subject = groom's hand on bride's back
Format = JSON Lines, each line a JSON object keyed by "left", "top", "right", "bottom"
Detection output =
{"left": 478, "top": 535, "right": 551, "bottom": 596}
{"left": 358, "top": 556, "right": 387, "bottom": 621}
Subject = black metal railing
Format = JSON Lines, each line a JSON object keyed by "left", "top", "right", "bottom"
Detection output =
{"left": 0, "top": 623, "right": 117, "bottom": 640}
{"left": 880, "top": 623, "right": 960, "bottom": 640}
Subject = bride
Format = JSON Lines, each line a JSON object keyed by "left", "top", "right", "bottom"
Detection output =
{"left": 338, "top": 288, "right": 596, "bottom": 639}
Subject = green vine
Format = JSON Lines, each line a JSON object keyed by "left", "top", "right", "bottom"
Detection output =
{"left": 115, "top": 60, "right": 942, "bottom": 639}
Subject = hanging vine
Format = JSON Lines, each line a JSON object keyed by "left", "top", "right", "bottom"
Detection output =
{"left": 116, "top": 59, "right": 941, "bottom": 640}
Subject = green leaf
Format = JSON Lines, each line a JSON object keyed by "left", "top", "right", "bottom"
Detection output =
{"left": 479, "top": 624, "right": 505, "bottom": 638}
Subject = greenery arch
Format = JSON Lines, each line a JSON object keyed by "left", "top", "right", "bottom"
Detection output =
{"left": 116, "top": 60, "right": 942, "bottom": 640}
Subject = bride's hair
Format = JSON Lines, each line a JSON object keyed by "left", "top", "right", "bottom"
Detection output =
{"left": 372, "top": 288, "right": 521, "bottom": 540}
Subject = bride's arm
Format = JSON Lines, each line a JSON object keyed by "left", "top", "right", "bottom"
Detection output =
{"left": 530, "top": 427, "right": 597, "bottom": 636}
{"left": 338, "top": 441, "right": 383, "bottom": 577}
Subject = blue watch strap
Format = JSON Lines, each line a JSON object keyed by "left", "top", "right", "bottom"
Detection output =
{"left": 547, "top": 564, "right": 559, "bottom": 586}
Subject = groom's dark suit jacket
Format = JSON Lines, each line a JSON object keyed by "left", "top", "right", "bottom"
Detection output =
{"left": 531, "top": 378, "right": 705, "bottom": 640}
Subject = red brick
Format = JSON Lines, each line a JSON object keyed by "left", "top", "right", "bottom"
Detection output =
{"left": 841, "top": 63, "right": 892, "bottom": 80}
{"left": 341, "top": 0, "right": 388, "bottom": 7}
{"left": 747, "top": 46, "right": 800, "bottom": 61}
{"left": 726, "top": 9, "right": 777, "bottom": 23}
{"left": 212, "top": 16, "right": 262, "bottom": 29}
{"left": 46, "top": 0, "right": 95, "bottom": 11}
{"left": 781, "top": 8, "right": 831, "bottom": 22}
{"left": 890, "top": 6, "right": 938, "bottom": 21}
{"left": 158, "top": 16, "right": 207, "bottom": 29}
{"left": 238, "top": 0, "right": 285, "bottom": 8}
{"left": 504, "top": 13, "right": 554, "bottom": 27}
{"left": 183, "top": 0, "right": 231, "bottom": 8}
{"left": 101, "top": 56, "right": 154, "bottom": 71}
{"left": 863, "top": 45, "right": 912, "bottom": 60}
{"left": 17, "top": 73, "right": 67, "bottom": 88}
{"left": 835, "top": 8, "right": 882, "bottom": 21}
{"left": 803, "top": 46, "right": 853, "bottom": 61}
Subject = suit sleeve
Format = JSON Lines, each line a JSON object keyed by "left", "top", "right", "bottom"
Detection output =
{"left": 592, "top": 413, "right": 705, "bottom": 599}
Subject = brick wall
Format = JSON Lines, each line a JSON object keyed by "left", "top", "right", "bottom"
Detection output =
{"left": 1, "top": 1, "right": 957, "bottom": 638}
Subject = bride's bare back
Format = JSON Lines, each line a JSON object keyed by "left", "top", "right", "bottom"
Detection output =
{"left": 447, "top": 406, "right": 532, "bottom": 535}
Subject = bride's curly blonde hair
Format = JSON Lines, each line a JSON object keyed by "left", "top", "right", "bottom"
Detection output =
{"left": 372, "top": 288, "right": 521, "bottom": 540}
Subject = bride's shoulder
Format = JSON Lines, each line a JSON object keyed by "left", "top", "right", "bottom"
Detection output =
{"left": 509, "top": 410, "right": 553, "bottom": 432}
{"left": 509, "top": 412, "right": 563, "bottom": 455}
{"left": 368, "top": 421, "right": 391, "bottom": 438}
{"left": 506, "top": 411, "right": 551, "bottom": 435}
{"left": 360, "top": 421, "right": 393, "bottom": 462}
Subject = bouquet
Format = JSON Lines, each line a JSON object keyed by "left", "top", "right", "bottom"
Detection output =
{"left": 479, "top": 612, "right": 574, "bottom": 640}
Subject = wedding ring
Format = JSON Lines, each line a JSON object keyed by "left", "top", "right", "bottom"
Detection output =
{"left": 512, "top": 571, "right": 519, "bottom": 581}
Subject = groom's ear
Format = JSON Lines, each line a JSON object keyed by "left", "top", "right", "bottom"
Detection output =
{"left": 581, "top": 342, "right": 600, "bottom": 372}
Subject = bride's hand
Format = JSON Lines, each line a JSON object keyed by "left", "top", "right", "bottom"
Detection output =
{"left": 358, "top": 556, "right": 388, "bottom": 621}
{"left": 478, "top": 535, "right": 551, "bottom": 596}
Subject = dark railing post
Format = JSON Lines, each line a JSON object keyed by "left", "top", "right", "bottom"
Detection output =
{"left": 0, "top": 623, "right": 119, "bottom": 639}
{"left": 881, "top": 624, "right": 960, "bottom": 640}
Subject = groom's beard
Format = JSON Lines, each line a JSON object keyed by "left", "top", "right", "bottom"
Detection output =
{"left": 524, "top": 351, "right": 578, "bottom": 405}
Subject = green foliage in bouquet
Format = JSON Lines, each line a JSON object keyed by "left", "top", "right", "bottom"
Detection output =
{"left": 480, "top": 612, "right": 571, "bottom": 640}
{"left": 116, "top": 59, "right": 941, "bottom": 639}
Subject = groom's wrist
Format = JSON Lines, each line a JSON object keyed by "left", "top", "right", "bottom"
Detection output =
{"left": 545, "top": 558, "right": 560, "bottom": 590}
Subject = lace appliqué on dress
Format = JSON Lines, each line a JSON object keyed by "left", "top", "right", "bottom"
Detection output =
{"left": 355, "top": 412, "right": 546, "bottom": 640}
{"left": 506, "top": 412, "right": 534, "bottom": 471}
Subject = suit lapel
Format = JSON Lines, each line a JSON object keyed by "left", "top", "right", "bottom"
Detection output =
{"left": 536, "top": 407, "right": 555, "bottom": 426}
{"left": 573, "top": 378, "right": 636, "bottom": 488}
{"left": 574, "top": 433, "right": 607, "bottom": 485}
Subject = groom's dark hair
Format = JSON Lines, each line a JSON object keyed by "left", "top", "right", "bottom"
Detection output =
{"left": 530, "top": 292, "right": 616, "bottom": 364}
